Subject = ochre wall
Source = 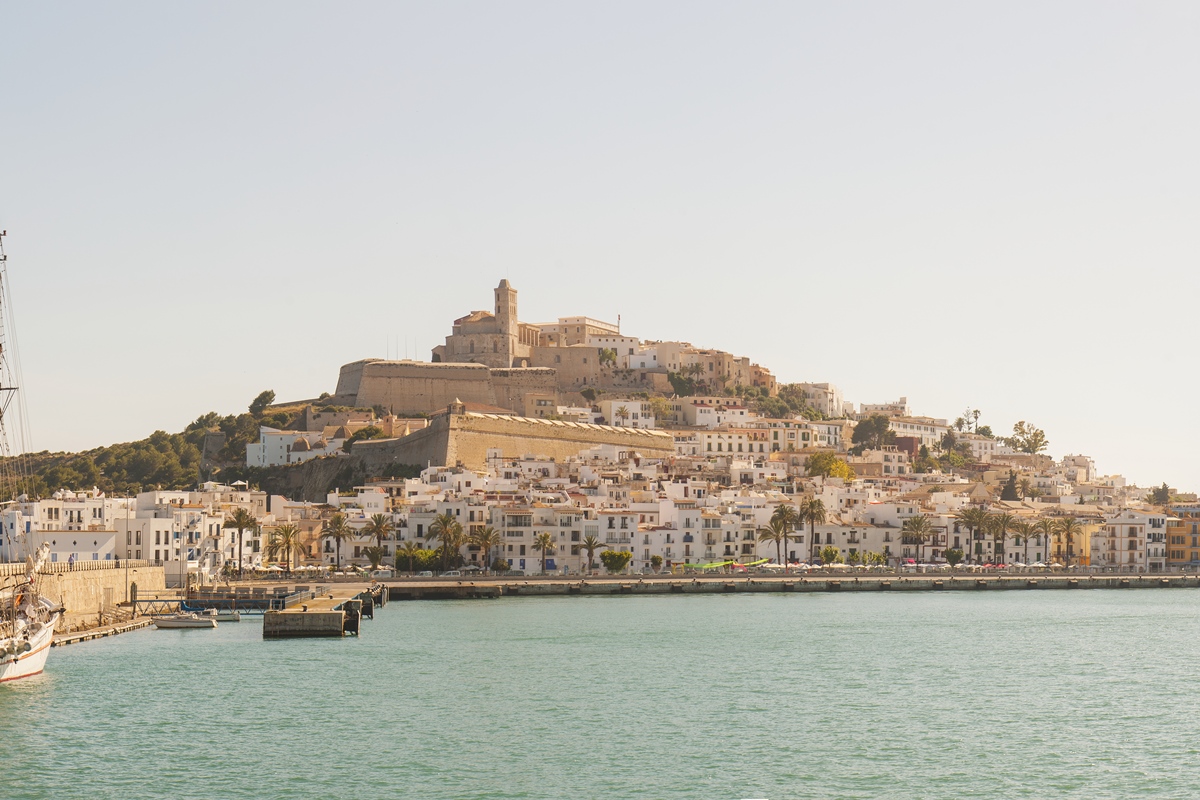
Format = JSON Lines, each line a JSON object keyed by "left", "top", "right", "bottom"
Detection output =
{"left": 24, "top": 563, "right": 167, "bottom": 631}
{"left": 354, "top": 410, "right": 675, "bottom": 470}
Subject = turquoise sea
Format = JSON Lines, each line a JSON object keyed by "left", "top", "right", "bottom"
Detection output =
{"left": 3, "top": 590, "right": 1200, "bottom": 799}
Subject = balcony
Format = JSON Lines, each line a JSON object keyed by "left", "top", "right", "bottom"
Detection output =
{"left": 605, "top": 537, "right": 632, "bottom": 545}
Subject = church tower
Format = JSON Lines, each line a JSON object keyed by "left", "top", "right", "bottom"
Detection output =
{"left": 494, "top": 279, "right": 518, "bottom": 365}
{"left": 495, "top": 279, "right": 517, "bottom": 336}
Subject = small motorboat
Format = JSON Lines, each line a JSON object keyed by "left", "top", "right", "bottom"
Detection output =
{"left": 213, "top": 611, "right": 241, "bottom": 623}
{"left": 152, "top": 613, "right": 217, "bottom": 629}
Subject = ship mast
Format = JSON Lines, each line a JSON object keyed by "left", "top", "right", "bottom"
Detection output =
{"left": 0, "top": 230, "right": 32, "bottom": 503}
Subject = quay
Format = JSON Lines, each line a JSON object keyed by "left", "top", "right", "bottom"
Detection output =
{"left": 262, "top": 583, "right": 387, "bottom": 639}
{"left": 383, "top": 572, "right": 1200, "bottom": 600}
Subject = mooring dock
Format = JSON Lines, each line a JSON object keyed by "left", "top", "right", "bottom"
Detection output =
{"left": 262, "top": 583, "right": 387, "bottom": 639}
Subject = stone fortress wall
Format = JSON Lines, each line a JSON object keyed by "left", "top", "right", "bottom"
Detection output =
{"left": 354, "top": 406, "right": 675, "bottom": 471}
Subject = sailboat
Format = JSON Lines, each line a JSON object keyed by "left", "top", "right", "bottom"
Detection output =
{"left": 0, "top": 230, "right": 62, "bottom": 682}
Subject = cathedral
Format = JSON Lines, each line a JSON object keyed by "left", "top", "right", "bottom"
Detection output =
{"left": 430, "top": 279, "right": 542, "bottom": 369}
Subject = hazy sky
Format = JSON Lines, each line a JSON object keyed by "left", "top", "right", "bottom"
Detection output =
{"left": 2, "top": 3, "right": 1198, "bottom": 490}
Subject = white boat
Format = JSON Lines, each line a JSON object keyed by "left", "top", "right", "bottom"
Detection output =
{"left": 0, "top": 232, "right": 59, "bottom": 684}
{"left": 152, "top": 613, "right": 217, "bottom": 630}
{"left": 1, "top": 545, "right": 64, "bottom": 683}
{"left": 214, "top": 611, "right": 241, "bottom": 623}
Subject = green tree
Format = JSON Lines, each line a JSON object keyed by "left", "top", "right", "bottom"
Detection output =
{"left": 1013, "top": 520, "right": 1035, "bottom": 564}
{"left": 818, "top": 545, "right": 842, "bottom": 565}
{"left": 771, "top": 502, "right": 802, "bottom": 563}
{"left": 398, "top": 540, "right": 423, "bottom": 573}
{"left": 319, "top": 511, "right": 353, "bottom": 571}
{"left": 1003, "top": 421, "right": 1049, "bottom": 454}
{"left": 944, "top": 548, "right": 964, "bottom": 567}
{"left": 430, "top": 512, "right": 465, "bottom": 573}
{"left": 614, "top": 405, "right": 631, "bottom": 426}
{"left": 805, "top": 451, "right": 855, "bottom": 480}
{"left": 901, "top": 515, "right": 934, "bottom": 564}
{"left": 599, "top": 550, "right": 632, "bottom": 574}
{"left": 989, "top": 513, "right": 1018, "bottom": 564}
{"left": 363, "top": 513, "right": 394, "bottom": 547}
{"left": 249, "top": 390, "right": 276, "bottom": 416}
{"left": 363, "top": 546, "right": 388, "bottom": 569}
{"left": 580, "top": 534, "right": 604, "bottom": 573}
{"left": 1018, "top": 478, "right": 1033, "bottom": 499}
{"left": 224, "top": 507, "right": 258, "bottom": 576}
{"left": 533, "top": 531, "right": 556, "bottom": 574}
{"left": 800, "top": 497, "right": 827, "bottom": 563}
{"left": 1055, "top": 517, "right": 1083, "bottom": 567}
{"left": 491, "top": 558, "right": 510, "bottom": 573}
{"left": 1034, "top": 518, "right": 1056, "bottom": 564}
{"left": 342, "top": 425, "right": 389, "bottom": 453}
{"left": 1001, "top": 471, "right": 1020, "bottom": 501}
{"left": 757, "top": 519, "right": 790, "bottom": 566}
{"left": 955, "top": 507, "right": 990, "bottom": 565}
{"left": 470, "top": 526, "right": 502, "bottom": 574}
{"left": 648, "top": 396, "right": 673, "bottom": 421}
{"left": 851, "top": 415, "right": 896, "bottom": 452}
{"left": 649, "top": 554, "right": 664, "bottom": 573}
{"left": 1149, "top": 483, "right": 1171, "bottom": 505}
{"left": 264, "top": 522, "right": 305, "bottom": 570}
{"left": 598, "top": 348, "right": 617, "bottom": 366}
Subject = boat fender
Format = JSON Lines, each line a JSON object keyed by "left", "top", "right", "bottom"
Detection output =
{"left": 20, "top": 641, "right": 31, "bottom": 652}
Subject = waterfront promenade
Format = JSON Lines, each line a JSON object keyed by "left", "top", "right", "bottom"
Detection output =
{"left": 382, "top": 570, "right": 1200, "bottom": 600}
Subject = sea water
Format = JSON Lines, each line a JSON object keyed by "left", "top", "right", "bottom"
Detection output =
{"left": 2, "top": 590, "right": 1200, "bottom": 799}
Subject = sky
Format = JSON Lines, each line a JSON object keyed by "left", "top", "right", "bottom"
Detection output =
{"left": 1, "top": 2, "right": 1198, "bottom": 490}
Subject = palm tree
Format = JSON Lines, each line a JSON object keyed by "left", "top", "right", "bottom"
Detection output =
{"left": 470, "top": 526, "right": 502, "bottom": 573}
{"left": 1055, "top": 517, "right": 1083, "bottom": 567}
{"left": 955, "top": 507, "right": 989, "bottom": 565}
{"left": 1018, "top": 478, "right": 1033, "bottom": 499}
{"left": 771, "top": 503, "right": 801, "bottom": 564}
{"left": 757, "top": 519, "right": 789, "bottom": 566}
{"left": 901, "top": 515, "right": 934, "bottom": 564}
{"left": 533, "top": 531, "right": 556, "bottom": 575}
{"left": 265, "top": 523, "right": 305, "bottom": 571}
{"left": 363, "top": 546, "right": 388, "bottom": 569}
{"left": 430, "top": 512, "right": 464, "bottom": 572}
{"left": 800, "top": 497, "right": 827, "bottom": 563}
{"left": 223, "top": 507, "right": 258, "bottom": 577}
{"left": 615, "top": 405, "right": 630, "bottom": 426}
{"left": 398, "top": 540, "right": 423, "bottom": 574}
{"left": 1013, "top": 520, "right": 1035, "bottom": 565}
{"left": 580, "top": 534, "right": 604, "bottom": 573}
{"left": 989, "top": 513, "right": 1018, "bottom": 565}
{"left": 363, "top": 513, "right": 394, "bottom": 548}
{"left": 319, "top": 512, "right": 353, "bottom": 571}
{"left": 1034, "top": 518, "right": 1056, "bottom": 564}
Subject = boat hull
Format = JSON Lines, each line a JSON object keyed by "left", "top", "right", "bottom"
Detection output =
{"left": 0, "top": 610, "right": 60, "bottom": 683}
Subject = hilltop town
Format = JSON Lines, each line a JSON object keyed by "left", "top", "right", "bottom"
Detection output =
{"left": 1, "top": 279, "right": 1194, "bottom": 580}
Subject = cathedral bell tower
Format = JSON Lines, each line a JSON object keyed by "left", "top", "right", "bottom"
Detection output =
{"left": 494, "top": 279, "right": 518, "bottom": 365}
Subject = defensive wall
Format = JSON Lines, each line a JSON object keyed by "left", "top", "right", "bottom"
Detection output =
{"left": 332, "top": 359, "right": 558, "bottom": 416}
{"left": 1, "top": 560, "right": 166, "bottom": 631}
{"left": 355, "top": 407, "right": 676, "bottom": 470}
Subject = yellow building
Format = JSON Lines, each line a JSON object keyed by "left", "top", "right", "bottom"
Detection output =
{"left": 1166, "top": 505, "right": 1200, "bottom": 570}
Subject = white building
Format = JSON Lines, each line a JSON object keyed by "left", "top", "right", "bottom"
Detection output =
{"left": 246, "top": 427, "right": 347, "bottom": 468}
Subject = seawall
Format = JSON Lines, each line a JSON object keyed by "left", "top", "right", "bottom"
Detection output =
{"left": 385, "top": 573, "right": 1200, "bottom": 600}
{"left": 1, "top": 561, "right": 166, "bottom": 631}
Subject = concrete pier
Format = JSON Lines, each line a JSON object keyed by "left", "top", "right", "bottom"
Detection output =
{"left": 262, "top": 584, "right": 387, "bottom": 639}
